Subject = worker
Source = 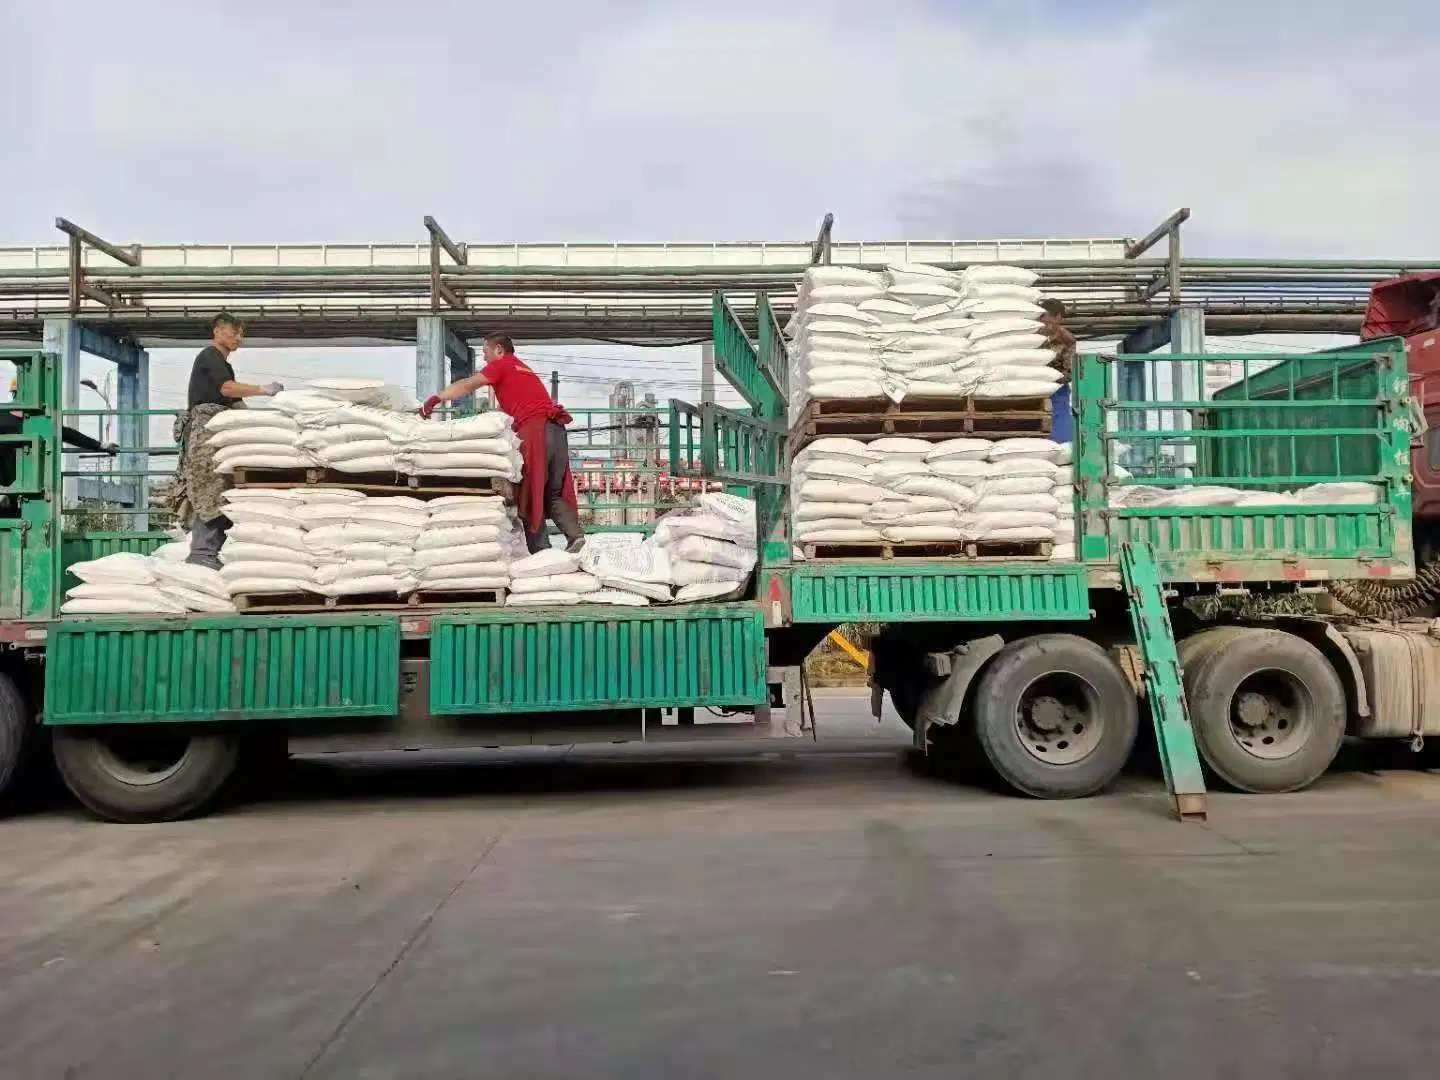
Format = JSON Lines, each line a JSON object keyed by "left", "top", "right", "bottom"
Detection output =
{"left": 1040, "top": 299, "right": 1078, "bottom": 443}
{"left": 173, "top": 313, "right": 282, "bottom": 568}
{"left": 0, "top": 377, "right": 117, "bottom": 515}
{"left": 419, "top": 333, "right": 584, "bottom": 553}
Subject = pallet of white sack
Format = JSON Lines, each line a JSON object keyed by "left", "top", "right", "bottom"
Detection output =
{"left": 801, "top": 538, "right": 1053, "bottom": 561}
{"left": 232, "top": 591, "right": 412, "bottom": 613}
{"left": 793, "top": 396, "right": 1051, "bottom": 441}
{"left": 230, "top": 467, "right": 510, "bottom": 497}
{"left": 407, "top": 587, "right": 507, "bottom": 608}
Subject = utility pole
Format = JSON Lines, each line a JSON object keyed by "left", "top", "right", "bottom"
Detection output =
{"left": 550, "top": 370, "right": 560, "bottom": 402}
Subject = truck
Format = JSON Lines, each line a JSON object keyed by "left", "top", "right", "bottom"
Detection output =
{"left": 0, "top": 291, "right": 1429, "bottom": 824}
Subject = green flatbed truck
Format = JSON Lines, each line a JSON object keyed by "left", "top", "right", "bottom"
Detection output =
{"left": 0, "top": 295, "right": 1427, "bottom": 824}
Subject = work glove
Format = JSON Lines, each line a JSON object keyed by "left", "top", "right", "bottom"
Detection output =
{"left": 420, "top": 394, "right": 443, "bottom": 419}
{"left": 103, "top": 442, "right": 118, "bottom": 455}
{"left": 263, "top": 381, "right": 284, "bottom": 395}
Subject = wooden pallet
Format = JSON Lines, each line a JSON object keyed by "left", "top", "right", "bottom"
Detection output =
{"left": 801, "top": 539, "right": 1053, "bottom": 561}
{"left": 792, "top": 396, "right": 1051, "bottom": 445}
{"left": 234, "top": 588, "right": 508, "bottom": 613}
{"left": 408, "top": 588, "right": 506, "bottom": 608}
{"left": 230, "top": 467, "right": 511, "bottom": 498}
{"left": 232, "top": 591, "right": 411, "bottom": 613}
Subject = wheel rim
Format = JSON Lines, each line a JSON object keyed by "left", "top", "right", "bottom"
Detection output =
{"left": 1228, "top": 670, "right": 1311, "bottom": 761}
{"left": 92, "top": 729, "right": 192, "bottom": 787}
{"left": 1013, "top": 672, "right": 1105, "bottom": 765}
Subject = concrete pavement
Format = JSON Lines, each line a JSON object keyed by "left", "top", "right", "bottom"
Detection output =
{"left": 3, "top": 695, "right": 1440, "bottom": 1078}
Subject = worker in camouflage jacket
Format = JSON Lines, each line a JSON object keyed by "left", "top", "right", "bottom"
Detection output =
{"left": 170, "top": 314, "right": 283, "bottom": 568}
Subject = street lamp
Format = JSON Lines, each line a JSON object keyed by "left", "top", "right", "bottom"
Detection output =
{"left": 80, "top": 375, "right": 112, "bottom": 443}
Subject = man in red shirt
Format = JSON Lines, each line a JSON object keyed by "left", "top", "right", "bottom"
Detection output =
{"left": 420, "top": 333, "right": 584, "bottom": 553}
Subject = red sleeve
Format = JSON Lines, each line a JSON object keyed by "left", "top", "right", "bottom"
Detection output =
{"left": 480, "top": 355, "right": 513, "bottom": 385}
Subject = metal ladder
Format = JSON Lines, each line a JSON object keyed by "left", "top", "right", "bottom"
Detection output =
{"left": 1120, "top": 542, "right": 1208, "bottom": 822}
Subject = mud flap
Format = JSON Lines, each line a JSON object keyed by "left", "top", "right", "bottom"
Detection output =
{"left": 913, "top": 635, "right": 1005, "bottom": 752}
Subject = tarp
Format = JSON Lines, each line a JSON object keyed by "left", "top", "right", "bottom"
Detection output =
{"left": 1361, "top": 272, "right": 1440, "bottom": 340}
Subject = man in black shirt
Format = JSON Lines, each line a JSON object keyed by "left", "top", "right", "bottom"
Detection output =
{"left": 175, "top": 314, "right": 283, "bottom": 567}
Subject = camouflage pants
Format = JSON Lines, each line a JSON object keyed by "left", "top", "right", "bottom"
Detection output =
{"left": 170, "top": 403, "right": 231, "bottom": 527}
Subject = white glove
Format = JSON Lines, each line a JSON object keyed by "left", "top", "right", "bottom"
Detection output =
{"left": 263, "top": 381, "right": 284, "bottom": 395}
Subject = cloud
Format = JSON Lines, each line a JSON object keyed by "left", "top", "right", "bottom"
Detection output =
{"left": 0, "top": 0, "right": 1431, "bottom": 415}
{"left": 1, "top": 0, "right": 1431, "bottom": 256}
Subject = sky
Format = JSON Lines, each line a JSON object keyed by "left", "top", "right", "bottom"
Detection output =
{"left": 0, "top": 0, "right": 1433, "bottom": 427}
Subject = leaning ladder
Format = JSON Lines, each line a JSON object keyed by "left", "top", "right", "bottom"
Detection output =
{"left": 1120, "top": 541, "right": 1208, "bottom": 822}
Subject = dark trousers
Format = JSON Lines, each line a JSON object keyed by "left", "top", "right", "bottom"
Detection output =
{"left": 187, "top": 515, "right": 230, "bottom": 568}
{"left": 524, "top": 421, "right": 582, "bottom": 553}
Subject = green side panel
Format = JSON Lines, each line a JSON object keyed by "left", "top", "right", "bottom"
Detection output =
{"left": 1202, "top": 342, "right": 1399, "bottom": 484}
{"left": 1108, "top": 506, "right": 1397, "bottom": 575}
{"left": 0, "top": 522, "right": 23, "bottom": 619}
{"left": 44, "top": 615, "right": 401, "bottom": 725}
{"left": 754, "top": 293, "right": 790, "bottom": 420}
{"left": 786, "top": 563, "right": 1091, "bottom": 623}
{"left": 429, "top": 605, "right": 769, "bottom": 715}
{"left": 5, "top": 348, "right": 63, "bottom": 620}
{"left": 711, "top": 293, "right": 782, "bottom": 419}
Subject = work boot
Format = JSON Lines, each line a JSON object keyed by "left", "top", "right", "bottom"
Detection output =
{"left": 549, "top": 498, "right": 586, "bottom": 554}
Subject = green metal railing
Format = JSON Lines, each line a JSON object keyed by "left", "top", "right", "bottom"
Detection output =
{"left": 1074, "top": 340, "right": 1412, "bottom": 576}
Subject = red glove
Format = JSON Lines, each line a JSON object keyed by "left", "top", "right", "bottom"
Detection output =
{"left": 420, "top": 394, "right": 443, "bottom": 419}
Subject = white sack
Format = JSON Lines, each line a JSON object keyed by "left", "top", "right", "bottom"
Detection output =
{"left": 511, "top": 550, "right": 581, "bottom": 579}
{"left": 69, "top": 553, "right": 157, "bottom": 586}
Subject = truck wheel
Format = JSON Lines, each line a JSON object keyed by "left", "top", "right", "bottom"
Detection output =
{"left": 971, "top": 634, "right": 1139, "bottom": 799}
{"left": 0, "top": 672, "right": 32, "bottom": 813}
{"left": 1183, "top": 629, "right": 1345, "bottom": 793}
{"left": 1177, "top": 626, "right": 1251, "bottom": 671}
{"left": 52, "top": 727, "right": 240, "bottom": 823}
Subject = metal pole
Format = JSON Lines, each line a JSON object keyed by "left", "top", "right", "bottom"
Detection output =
{"left": 550, "top": 370, "right": 560, "bottom": 402}
{"left": 1125, "top": 207, "right": 1191, "bottom": 260}
{"left": 700, "top": 342, "right": 715, "bottom": 405}
{"left": 415, "top": 316, "right": 447, "bottom": 402}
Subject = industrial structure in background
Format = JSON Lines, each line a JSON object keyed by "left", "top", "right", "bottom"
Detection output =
{"left": 0, "top": 208, "right": 1431, "bottom": 533}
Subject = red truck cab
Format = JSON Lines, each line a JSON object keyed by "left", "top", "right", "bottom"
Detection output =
{"left": 1361, "top": 273, "right": 1440, "bottom": 545}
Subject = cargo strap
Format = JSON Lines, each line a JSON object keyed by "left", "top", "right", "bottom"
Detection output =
{"left": 1120, "top": 541, "right": 1208, "bottom": 822}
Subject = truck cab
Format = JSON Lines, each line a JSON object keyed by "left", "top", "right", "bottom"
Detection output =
{"left": 1362, "top": 272, "right": 1440, "bottom": 554}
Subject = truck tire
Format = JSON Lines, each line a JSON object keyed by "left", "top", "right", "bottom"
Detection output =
{"left": 1177, "top": 626, "right": 1252, "bottom": 672}
{"left": 971, "top": 634, "right": 1139, "bottom": 799}
{"left": 1183, "top": 629, "right": 1345, "bottom": 794}
{"left": 52, "top": 727, "right": 240, "bottom": 823}
{"left": 0, "top": 672, "right": 32, "bottom": 813}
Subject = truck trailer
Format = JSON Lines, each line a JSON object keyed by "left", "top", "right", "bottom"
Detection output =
{"left": 0, "top": 292, "right": 1429, "bottom": 824}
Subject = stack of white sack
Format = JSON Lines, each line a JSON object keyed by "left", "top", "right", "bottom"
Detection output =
{"left": 396, "top": 411, "right": 521, "bottom": 479}
{"left": 1108, "top": 480, "right": 1382, "bottom": 511}
{"left": 784, "top": 264, "right": 972, "bottom": 415}
{"left": 955, "top": 264, "right": 1063, "bottom": 400}
{"left": 652, "top": 493, "right": 758, "bottom": 602}
{"left": 204, "top": 405, "right": 310, "bottom": 474}
{"left": 790, "top": 436, "right": 1070, "bottom": 549}
{"left": 297, "top": 491, "right": 423, "bottom": 598}
{"left": 505, "top": 550, "right": 601, "bottom": 607}
{"left": 578, "top": 533, "right": 674, "bottom": 605}
{"left": 62, "top": 550, "right": 233, "bottom": 615}
{"left": 269, "top": 388, "right": 522, "bottom": 480}
{"left": 784, "top": 262, "right": 1065, "bottom": 416}
{"left": 217, "top": 489, "right": 317, "bottom": 596}
{"left": 413, "top": 495, "right": 520, "bottom": 594}
{"left": 1051, "top": 442, "right": 1076, "bottom": 560}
